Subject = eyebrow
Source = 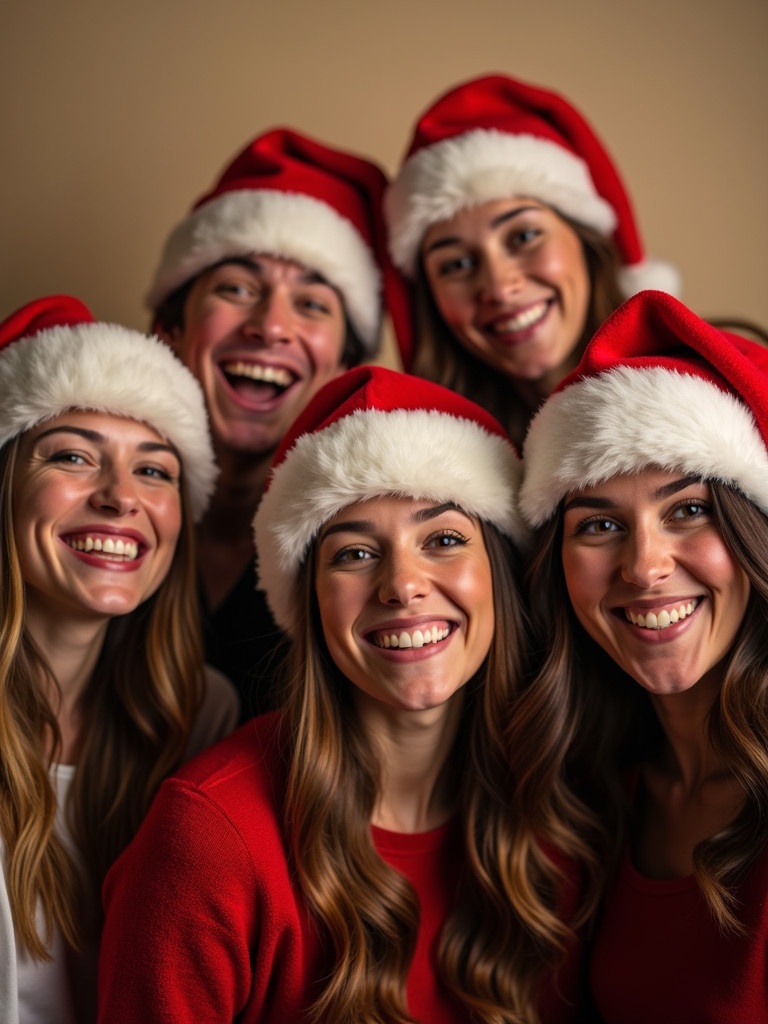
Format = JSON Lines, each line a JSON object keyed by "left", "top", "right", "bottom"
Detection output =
{"left": 423, "top": 204, "right": 543, "bottom": 255}
{"left": 32, "top": 425, "right": 177, "bottom": 456}
{"left": 563, "top": 474, "right": 705, "bottom": 512}
{"left": 318, "top": 502, "right": 471, "bottom": 542}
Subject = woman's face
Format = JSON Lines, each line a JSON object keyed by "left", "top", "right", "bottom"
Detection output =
{"left": 314, "top": 495, "right": 495, "bottom": 717}
{"left": 561, "top": 469, "right": 751, "bottom": 697}
{"left": 421, "top": 197, "right": 591, "bottom": 395}
{"left": 13, "top": 410, "right": 183, "bottom": 623}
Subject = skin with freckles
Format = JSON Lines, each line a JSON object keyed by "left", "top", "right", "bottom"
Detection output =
{"left": 13, "top": 410, "right": 182, "bottom": 625}
{"left": 315, "top": 495, "right": 495, "bottom": 725}
{"left": 561, "top": 469, "right": 751, "bottom": 700}
{"left": 422, "top": 198, "right": 591, "bottom": 399}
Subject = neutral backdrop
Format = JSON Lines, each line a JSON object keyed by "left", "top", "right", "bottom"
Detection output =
{"left": 2, "top": 0, "right": 766, "bottom": 370}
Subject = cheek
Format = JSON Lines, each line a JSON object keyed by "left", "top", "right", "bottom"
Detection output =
{"left": 304, "top": 321, "right": 347, "bottom": 374}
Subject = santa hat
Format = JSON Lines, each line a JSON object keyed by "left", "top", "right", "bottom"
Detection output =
{"left": 0, "top": 295, "right": 217, "bottom": 521}
{"left": 254, "top": 364, "right": 526, "bottom": 633}
{"left": 520, "top": 290, "right": 768, "bottom": 527}
{"left": 385, "top": 74, "right": 680, "bottom": 298}
{"left": 146, "top": 127, "right": 397, "bottom": 354}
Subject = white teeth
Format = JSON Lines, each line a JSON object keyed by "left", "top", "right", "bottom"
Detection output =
{"left": 222, "top": 361, "right": 293, "bottom": 386}
{"left": 626, "top": 601, "right": 696, "bottom": 630}
{"left": 66, "top": 536, "right": 139, "bottom": 561}
{"left": 492, "top": 301, "right": 548, "bottom": 333}
{"left": 374, "top": 625, "right": 450, "bottom": 649}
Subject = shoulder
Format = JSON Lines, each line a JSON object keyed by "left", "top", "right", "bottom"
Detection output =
{"left": 173, "top": 710, "right": 287, "bottom": 822}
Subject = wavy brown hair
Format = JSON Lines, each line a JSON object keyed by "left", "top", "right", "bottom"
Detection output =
{"left": 410, "top": 216, "right": 625, "bottom": 447}
{"left": 0, "top": 435, "right": 205, "bottom": 959}
{"left": 527, "top": 481, "right": 768, "bottom": 935}
{"left": 280, "top": 521, "right": 595, "bottom": 1023}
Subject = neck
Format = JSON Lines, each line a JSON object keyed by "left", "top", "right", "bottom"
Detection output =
{"left": 649, "top": 671, "right": 729, "bottom": 793}
{"left": 356, "top": 693, "right": 465, "bottom": 833}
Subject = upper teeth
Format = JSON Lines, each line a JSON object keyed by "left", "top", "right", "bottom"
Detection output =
{"left": 492, "top": 301, "right": 548, "bottom": 333}
{"left": 625, "top": 601, "right": 696, "bottom": 630}
{"left": 373, "top": 626, "right": 450, "bottom": 649}
{"left": 222, "top": 361, "right": 293, "bottom": 386}
{"left": 66, "top": 536, "right": 139, "bottom": 560}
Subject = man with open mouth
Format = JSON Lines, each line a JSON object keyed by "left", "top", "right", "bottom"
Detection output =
{"left": 146, "top": 127, "right": 401, "bottom": 720}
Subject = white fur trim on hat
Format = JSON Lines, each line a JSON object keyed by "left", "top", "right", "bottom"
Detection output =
{"left": 619, "top": 259, "right": 682, "bottom": 299}
{"left": 254, "top": 407, "right": 526, "bottom": 632}
{"left": 146, "top": 190, "right": 382, "bottom": 350}
{"left": 520, "top": 365, "right": 768, "bottom": 527}
{"left": 0, "top": 323, "right": 217, "bottom": 520}
{"left": 386, "top": 129, "right": 617, "bottom": 277}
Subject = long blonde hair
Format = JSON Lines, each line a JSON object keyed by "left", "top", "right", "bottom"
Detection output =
{"left": 281, "top": 522, "right": 595, "bottom": 1023}
{"left": 0, "top": 435, "right": 205, "bottom": 959}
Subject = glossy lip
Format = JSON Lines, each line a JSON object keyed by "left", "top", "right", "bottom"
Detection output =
{"left": 59, "top": 525, "right": 150, "bottom": 572}
{"left": 363, "top": 616, "right": 456, "bottom": 659}
{"left": 478, "top": 298, "right": 554, "bottom": 346}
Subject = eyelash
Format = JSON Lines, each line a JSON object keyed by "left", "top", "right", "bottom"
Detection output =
{"left": 574, "top": 499, "right": 712, "bottom": 535}
{"left": 329, "top": 529, "right": 470, "bottom": 564}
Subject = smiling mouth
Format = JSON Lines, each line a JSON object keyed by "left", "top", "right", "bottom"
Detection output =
{"left": 487, "top": 300, "right": 550, "bottom": 336}
{"left": 221, "top": 360, "right": 296, "bottom": 398}
{"left": 624, "top": 600, "right": 698, "bottom": 630}
{"left": 370, "top": 625, "right": 451, "bottom": 649}
{"left": 65, "top": 535, "right": 140, "bottom": 561}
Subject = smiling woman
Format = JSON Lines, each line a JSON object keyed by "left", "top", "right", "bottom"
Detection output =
{"left": 0, "top": 295, "right": 238, "bottom": 1024}
{"left": 99, "top": 365, "right": 600, "bottom": 1024}
{"left": 385, "top": 73, "right": 680, "bottom": 446}
{"left": 519, "top": 289, "right": 768, "bottom": 1022}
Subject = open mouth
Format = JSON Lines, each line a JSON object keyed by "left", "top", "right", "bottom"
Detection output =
{"left": 64, "top": 535, "right": 141, "bottom": 561}
{"left": 221, "top": 360, "right": 296, "bottom": 400}
{"left": 624, "top": 599, "right": 698, "bottom": 630}
{"left": 369, "top": 624, "right": 452, "bottom": 649}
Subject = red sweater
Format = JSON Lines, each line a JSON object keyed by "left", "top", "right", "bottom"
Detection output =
{"left": 99, "top": 712, "right": 584, "bottom": 1023}
{"left": 590, "top": 845, "right": 768, "bottom": 1022}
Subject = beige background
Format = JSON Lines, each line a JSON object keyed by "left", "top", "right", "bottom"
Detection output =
{"left": 2, "top": 0, "right": 766, "bottom": 368}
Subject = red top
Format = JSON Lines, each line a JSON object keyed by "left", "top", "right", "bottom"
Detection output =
{"left": 591, "top": 845, "right": 768, "bottom": 1022}
{"left": 99, "top": 712, "right": 585, "bottom": 1022}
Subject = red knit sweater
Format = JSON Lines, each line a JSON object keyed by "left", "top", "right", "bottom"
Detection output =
{"left": 99, "top": 712, "right": 584, "bottom": 1023}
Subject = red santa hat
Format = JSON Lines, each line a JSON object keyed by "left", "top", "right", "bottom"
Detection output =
{"left": 146, "top": 128, "right": 397, "bottom": 354}
{"left": 385, "top": 74, "right": 680, "bottom": 298}
{"left": 520, "top": 290, "right": 768, "bottom": 527}
{"left": 0, "top": 295, "right": 217, "bottom": 520}
{"left": 253, "top": 364, "right": 526, "bottom": 633}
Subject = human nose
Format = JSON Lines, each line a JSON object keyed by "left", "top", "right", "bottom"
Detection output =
{"left": 89, "top": 466, "right": 139, "bottom": 516}
{"left": 377, "top": 548, "right": 430, "bottom": 606}
{"left": 244, "top": 289, "right": 292, "bottom": 346}
{"left": 620, "top": 525, "right": 674, "bottom": 588}
{"left": 477, "top": 252, "right": 522, "bottom": 303}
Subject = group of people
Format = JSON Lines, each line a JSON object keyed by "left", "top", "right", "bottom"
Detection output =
{"left": 1, "top": 70, "right": 766, "bottom": 1023}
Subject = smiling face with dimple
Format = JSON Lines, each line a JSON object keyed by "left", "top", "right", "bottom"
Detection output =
{"left": 13, "top": 410, "right": 183, "bottom": 625}
{"left": 162, "top": 255, "right": 348, "bottom": 460}
{"left": 314, "top": 495, "right": 495, "bottom": 719}
{"left": 421, "top": 197, "right": 591, "bottom": 395}
{"left": 561, "top": 469, "right": 751, "bottom": 698}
